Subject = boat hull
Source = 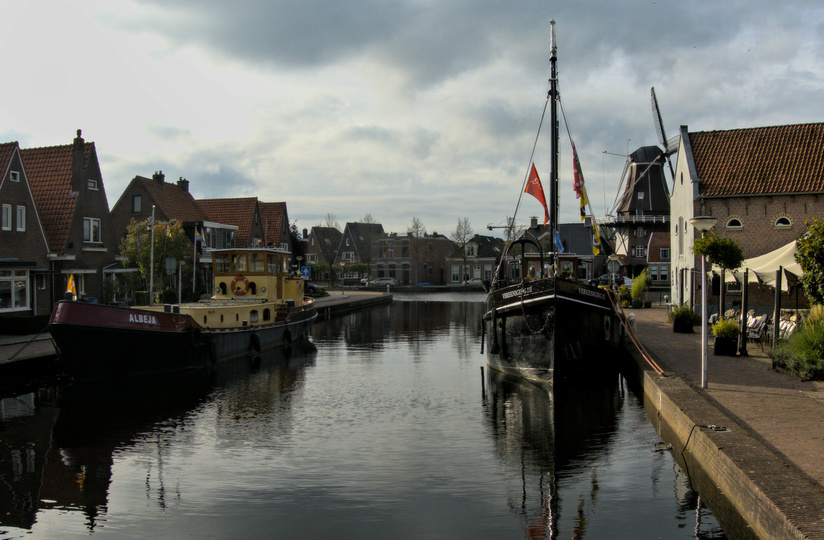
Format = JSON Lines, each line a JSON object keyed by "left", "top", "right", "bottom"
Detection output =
{"left": 48, "top": 300, "right": 316, "bottom": 378}
{"left": 484, "top": 277, "right": 621, "bottom": 384}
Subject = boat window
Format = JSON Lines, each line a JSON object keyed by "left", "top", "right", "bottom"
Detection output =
{"left": 203, "top": 315, "right": 207, "bottom": 324}
{"left": 268, "top": 254, "right": 279, "bottom": 274}
{"left": 250, "top": 310, "right": 259, "bottom": 323}
{"left": 215, "top": 254, "right": 231, "bottom": 274}
{"left": 263, "top": 308, "right": 271, "bottom": 321}
{"left": 233, "top": 254, "right": 247, "bottom": 273}
{"left": 249, "top": 253, "right": 265, "bottom": 273}
{"left": 281, "top": 254, "right": 289, "bottom": 273}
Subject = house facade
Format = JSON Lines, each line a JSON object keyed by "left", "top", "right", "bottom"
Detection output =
{"left": 197, "top": 197, "right": 265, "bottom": 249}
{"left": 446, "top": 234, "right": 504, "bottom": 284}
{"left": 306, "top": 226, "right": 343, "bottom": 281}
{"left": 20, "top": 130, "right": 114, "bottom": 303}
{"left": 371, "top": 232, "right": 453, "bottom": 285}
{"left": 334, "top": 222, "right": 384, "bottom": 280}
{"left": 670, "top": 123, "right": 824, "bottom": 311}
{"left": 259, "top": 201, "right": 291, "bottom": 252}
{"left": 0, "top": 143, "right": 52, "bottom": 316}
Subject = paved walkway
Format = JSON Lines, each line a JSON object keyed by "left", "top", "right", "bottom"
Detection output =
{"left": 630, "top": 305, "right": 824, "bottom": 490}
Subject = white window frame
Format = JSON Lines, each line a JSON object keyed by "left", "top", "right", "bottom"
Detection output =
{"left": 0, "top": 269, "right": 29, "bottom": 312}
{"left": 16, "top": 205, "right": 25, "bottom": 232}
{"left": 87, "top": 178, "right": 98, "bottom": 190}
{"left": 10, "top": 171, "right": 20, "bottom": 182}
{"left": 83, "top": 217, "right": 102, "bottom": 243}
{"left": 1, "top": 204, "right": 11, "bottom": 231}
{"left": 660, "top": 248, "right": 670, "bottom": 260}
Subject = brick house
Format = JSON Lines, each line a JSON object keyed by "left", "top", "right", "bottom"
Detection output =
{"left": 371, "top": 231, "right": 453, "bottom": 285}
{"left": 20, "top": 130, "right": 114, "bottom": 303}
{"left": 0, "top": 142, "right": 52, "bottom": 317}
{"left": 305, "top": 226, "right": 342, "bottom": 281}
{"left": 197, "top": 197, "right": 265, "bottom": 248}
{"left": 446, "top": 234, "right": 504, "bottom": 284}
{"left": 670, "top": 123, "right": 824, "bottom": 312}
{"left": 259, "top": 201, "right": 291, "bottom": 252}
{"left": 334, "top": 222, "right": 384, "bottom": 281}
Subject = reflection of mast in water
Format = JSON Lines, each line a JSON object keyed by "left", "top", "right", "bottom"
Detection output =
{"left": 483, "top": 369, "right": 620, "bottom": 539}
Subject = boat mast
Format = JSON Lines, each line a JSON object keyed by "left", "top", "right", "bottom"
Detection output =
{"left": 548, "top": 20, "right": 559, "bottom": 275}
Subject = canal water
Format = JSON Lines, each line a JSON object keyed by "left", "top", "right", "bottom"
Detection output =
{"left": 1, "top": 294, "right": 730, "bottom": 539}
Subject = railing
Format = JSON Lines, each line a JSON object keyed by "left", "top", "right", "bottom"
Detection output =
{"left": 597, "top": 215, "right": 670, "bottom": 225}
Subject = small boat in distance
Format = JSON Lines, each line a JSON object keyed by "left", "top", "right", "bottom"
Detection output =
{"left": 49, "top": 247, "right": 317, "bottom": 378}
{"left": 483, "top": 21, "right": 622, "bottom": 384}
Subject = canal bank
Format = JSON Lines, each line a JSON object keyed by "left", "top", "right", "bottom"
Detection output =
{"left": 627, "top": 305, "right": 824, "bottom": 540}
{"left": 0, "top": 292, "right": 392, "bottom": 373}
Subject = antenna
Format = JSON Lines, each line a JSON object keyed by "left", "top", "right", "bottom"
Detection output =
{"left": 650, "top": 87, "right": 675, "bottom": 180}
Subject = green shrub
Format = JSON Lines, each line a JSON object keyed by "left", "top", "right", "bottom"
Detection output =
{"left": 770, "top": 321, "right": 824, "bottom": 380}
{"left": 668, "top": 303, "right": 695, "bottom": 324}
{"left": 617, "top": 285, "right": 632, "bottom": 305}
{"left": 631, "top": 269, "right": 651, "bottom": 302}
{"left": 712, "top": 317, "right": 739, "bottom": 339}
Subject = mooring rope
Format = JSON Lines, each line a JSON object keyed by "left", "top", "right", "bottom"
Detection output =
{"left": 5, "top": 325, "right": 50, "bottom": 362}
{"left": 605, "top": 291, "right": 665, "bottom": 376}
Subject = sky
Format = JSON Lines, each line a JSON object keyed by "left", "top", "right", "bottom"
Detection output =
{"left": 3, "top": 1, "right": 824, "bottom": 238}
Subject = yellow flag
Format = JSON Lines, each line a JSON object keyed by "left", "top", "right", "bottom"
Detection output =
{"left": 579, "top": 186, "right": 589, "bottom": 221}
{"left": 67, "top": 274, "right": 77, "bottom": 299}
{"left": 591, "top": 223, "right": 601, "bottom": 256}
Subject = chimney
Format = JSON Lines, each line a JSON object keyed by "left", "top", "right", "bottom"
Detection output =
{"left": 177, "top": 176, "right": 189, "bottom": 192}
{"left": 152, "top": 170, "right": 165, "bottom": 184}
{"left": 303, "top": 228, "right": 308, "bottom": 238}
{"left": 530, "top": 216, "right": 538, "bottom": 227}
{"left": 71, "top": 129, "right": 85, "bottom": 193}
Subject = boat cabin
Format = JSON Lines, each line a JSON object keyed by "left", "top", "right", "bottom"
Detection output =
{"left": 211, "top": 248, "right": 306, "bottom": 306}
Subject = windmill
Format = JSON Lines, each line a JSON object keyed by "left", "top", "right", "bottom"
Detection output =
{"left": 650, "top": 87, "right": 677, "bottom": 182}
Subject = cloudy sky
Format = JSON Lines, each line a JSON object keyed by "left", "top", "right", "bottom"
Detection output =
{"left": 3, "top": 1, "right": 823, "bottom": 237}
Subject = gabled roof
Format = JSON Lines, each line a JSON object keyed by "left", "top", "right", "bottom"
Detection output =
{"left": 131, "top": 175, "right": 207, "bottom": 222}
{"left": 197, "top": 197, "right": 259, "bottom": 247}
{"left": 690, "top": 123, "right": 824, "bottom": 197}
{"left": 342, "top": 222, "right": 384, "bottom": 260}
{"left": 0, "top": 142, "right": 17, "bottom": 172}
{"left": 311, "top": 226, "right": 343, "bottom": 263}
{"left": 21, "top": 141, "right": 93, "bottom": 254}
{"left": 457, "top": 234, "right": 502, "bottom": 259}
{"left": 259, "top": 201, "right": 287, "bottom": 245}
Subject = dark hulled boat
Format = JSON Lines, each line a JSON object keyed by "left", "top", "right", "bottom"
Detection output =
{"left": 49, "top": 247, "right": 317, "bottom": 378}
{"left": 483, "top": 21, "right": 622, "bottom": 384}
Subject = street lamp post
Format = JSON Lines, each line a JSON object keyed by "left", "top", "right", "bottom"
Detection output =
{"left": 690, "top": 216, "right": 717, "bottom": 389}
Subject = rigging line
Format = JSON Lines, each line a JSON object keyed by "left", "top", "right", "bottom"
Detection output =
{"left": 608, "top": 154, "right": 667, "bottom": 217}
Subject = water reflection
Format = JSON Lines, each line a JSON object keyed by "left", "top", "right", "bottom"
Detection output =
{"left": 0, "top": 346, "right": 314, "bottom": 536}
{"left": 483, "top": 369, "right": 727, "bottom": 539}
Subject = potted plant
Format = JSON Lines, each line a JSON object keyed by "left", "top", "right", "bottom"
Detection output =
{"left": 668, "top": 303, "right": 695, "bottom": 333}
{"left": 712, "top": 316, "right": 739, "bottom": 355}
{"left": 631, "top": 269, "right": 651, "bottom": 308}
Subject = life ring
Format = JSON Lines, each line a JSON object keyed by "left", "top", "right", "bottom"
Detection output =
{"left": 231, "top": 275, "right": 249, "bottom": 295}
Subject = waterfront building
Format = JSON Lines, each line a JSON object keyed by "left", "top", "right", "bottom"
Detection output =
{"left": 670, "top": 123, "right": 824, "bottom": 312}
{"left": 333, "top": 222, "right": 384, "bottom": 283}
{"left": 370, "top": 231, "right": 453, "bottom": 285}
{"left": 446, "top": 234, "right": 504, "bottom": 284}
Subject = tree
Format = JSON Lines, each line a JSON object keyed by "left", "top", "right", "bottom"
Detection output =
{"left": 450, "top": 217, "right": 473, "bottom": 282}
{"left": 360, "top": 213, "right": 376, "bottom": 224}
{"left": 796, "top": 218, "right": 824, "bottom": 305}
{"left": 324, "top": 213, "right": 340, "bottom": 229}
{"left": 408, "top": 216, "right": 427, "bottom": 285}
{"left": 120, "top": 218, "right": 191, "bottom": 302}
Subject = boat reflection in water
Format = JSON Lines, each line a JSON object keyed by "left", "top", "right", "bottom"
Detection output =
{"left": 0, "top": 345, "right": 315, "bottom": 536}
{"left": 483, "top": 369, "right": 728, "bottom": 539}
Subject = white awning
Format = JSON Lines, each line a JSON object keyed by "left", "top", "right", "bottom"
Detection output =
{"left": 713, "top": 240, "right": 802, "bottom": 292}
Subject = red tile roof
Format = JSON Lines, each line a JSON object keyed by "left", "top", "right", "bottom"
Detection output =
{"left": 197, "top": 197, "right": 258, "bottom": 246}
{"left": 259, "top": 201, "right": 286, "bottom": 245}
{"left": 21, "top": 142, "right": 93, "bottom": 254}
{"left": 136, "top": 176, "right": 207, "bottom": 222}
{"left": 691, "top": 123, "right": 824, "bottom": 197}
{"left": 0, "top": 142, "right": 17, "bottom": 170}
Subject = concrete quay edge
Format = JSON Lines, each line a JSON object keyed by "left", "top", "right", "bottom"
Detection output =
{"left": 628, "top": 312, "right": 824, "bottom": 539}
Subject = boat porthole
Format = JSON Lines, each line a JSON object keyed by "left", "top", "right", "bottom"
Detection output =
{"left": 203, "top": 315, "right": 207, "bottom": 324}
{"left": 236, "top": 313, "right": 239, "bottom": 322}
{"left": 220, "top": 314, "right": 224, "bottom": 323}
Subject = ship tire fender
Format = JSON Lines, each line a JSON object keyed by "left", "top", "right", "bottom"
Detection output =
{"left": 189, "top": 327, "right": 202, "bottom": 346}
{"left": 251, "top": 332, "right": 261, "bottom": 352}
{"left": 232, "top": 275, "right": 249, "bottom": 295}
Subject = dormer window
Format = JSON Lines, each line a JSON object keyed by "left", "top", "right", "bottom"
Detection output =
{"left": 87, "top": 179, "right": 98, "bottom": 190}
{"left": 726, "top": 218, "right": 743, "bottom": 229}
{"left": 774, "top": 217, "right": 791, "bottom": 229}
{"left": 10, "top": 171, "right": 19, "bottom": 182}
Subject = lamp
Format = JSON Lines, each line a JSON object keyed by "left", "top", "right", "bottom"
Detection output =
{"left": 690, "top": 215, "right": 717, "bottom": 388}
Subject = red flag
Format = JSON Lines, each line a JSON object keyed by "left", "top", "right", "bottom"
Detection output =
{"left": 572, "top": 143, "right": 584, "bottom": 199}
{"left": 524, "top": 163, "right": 550, "bottom": 225}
